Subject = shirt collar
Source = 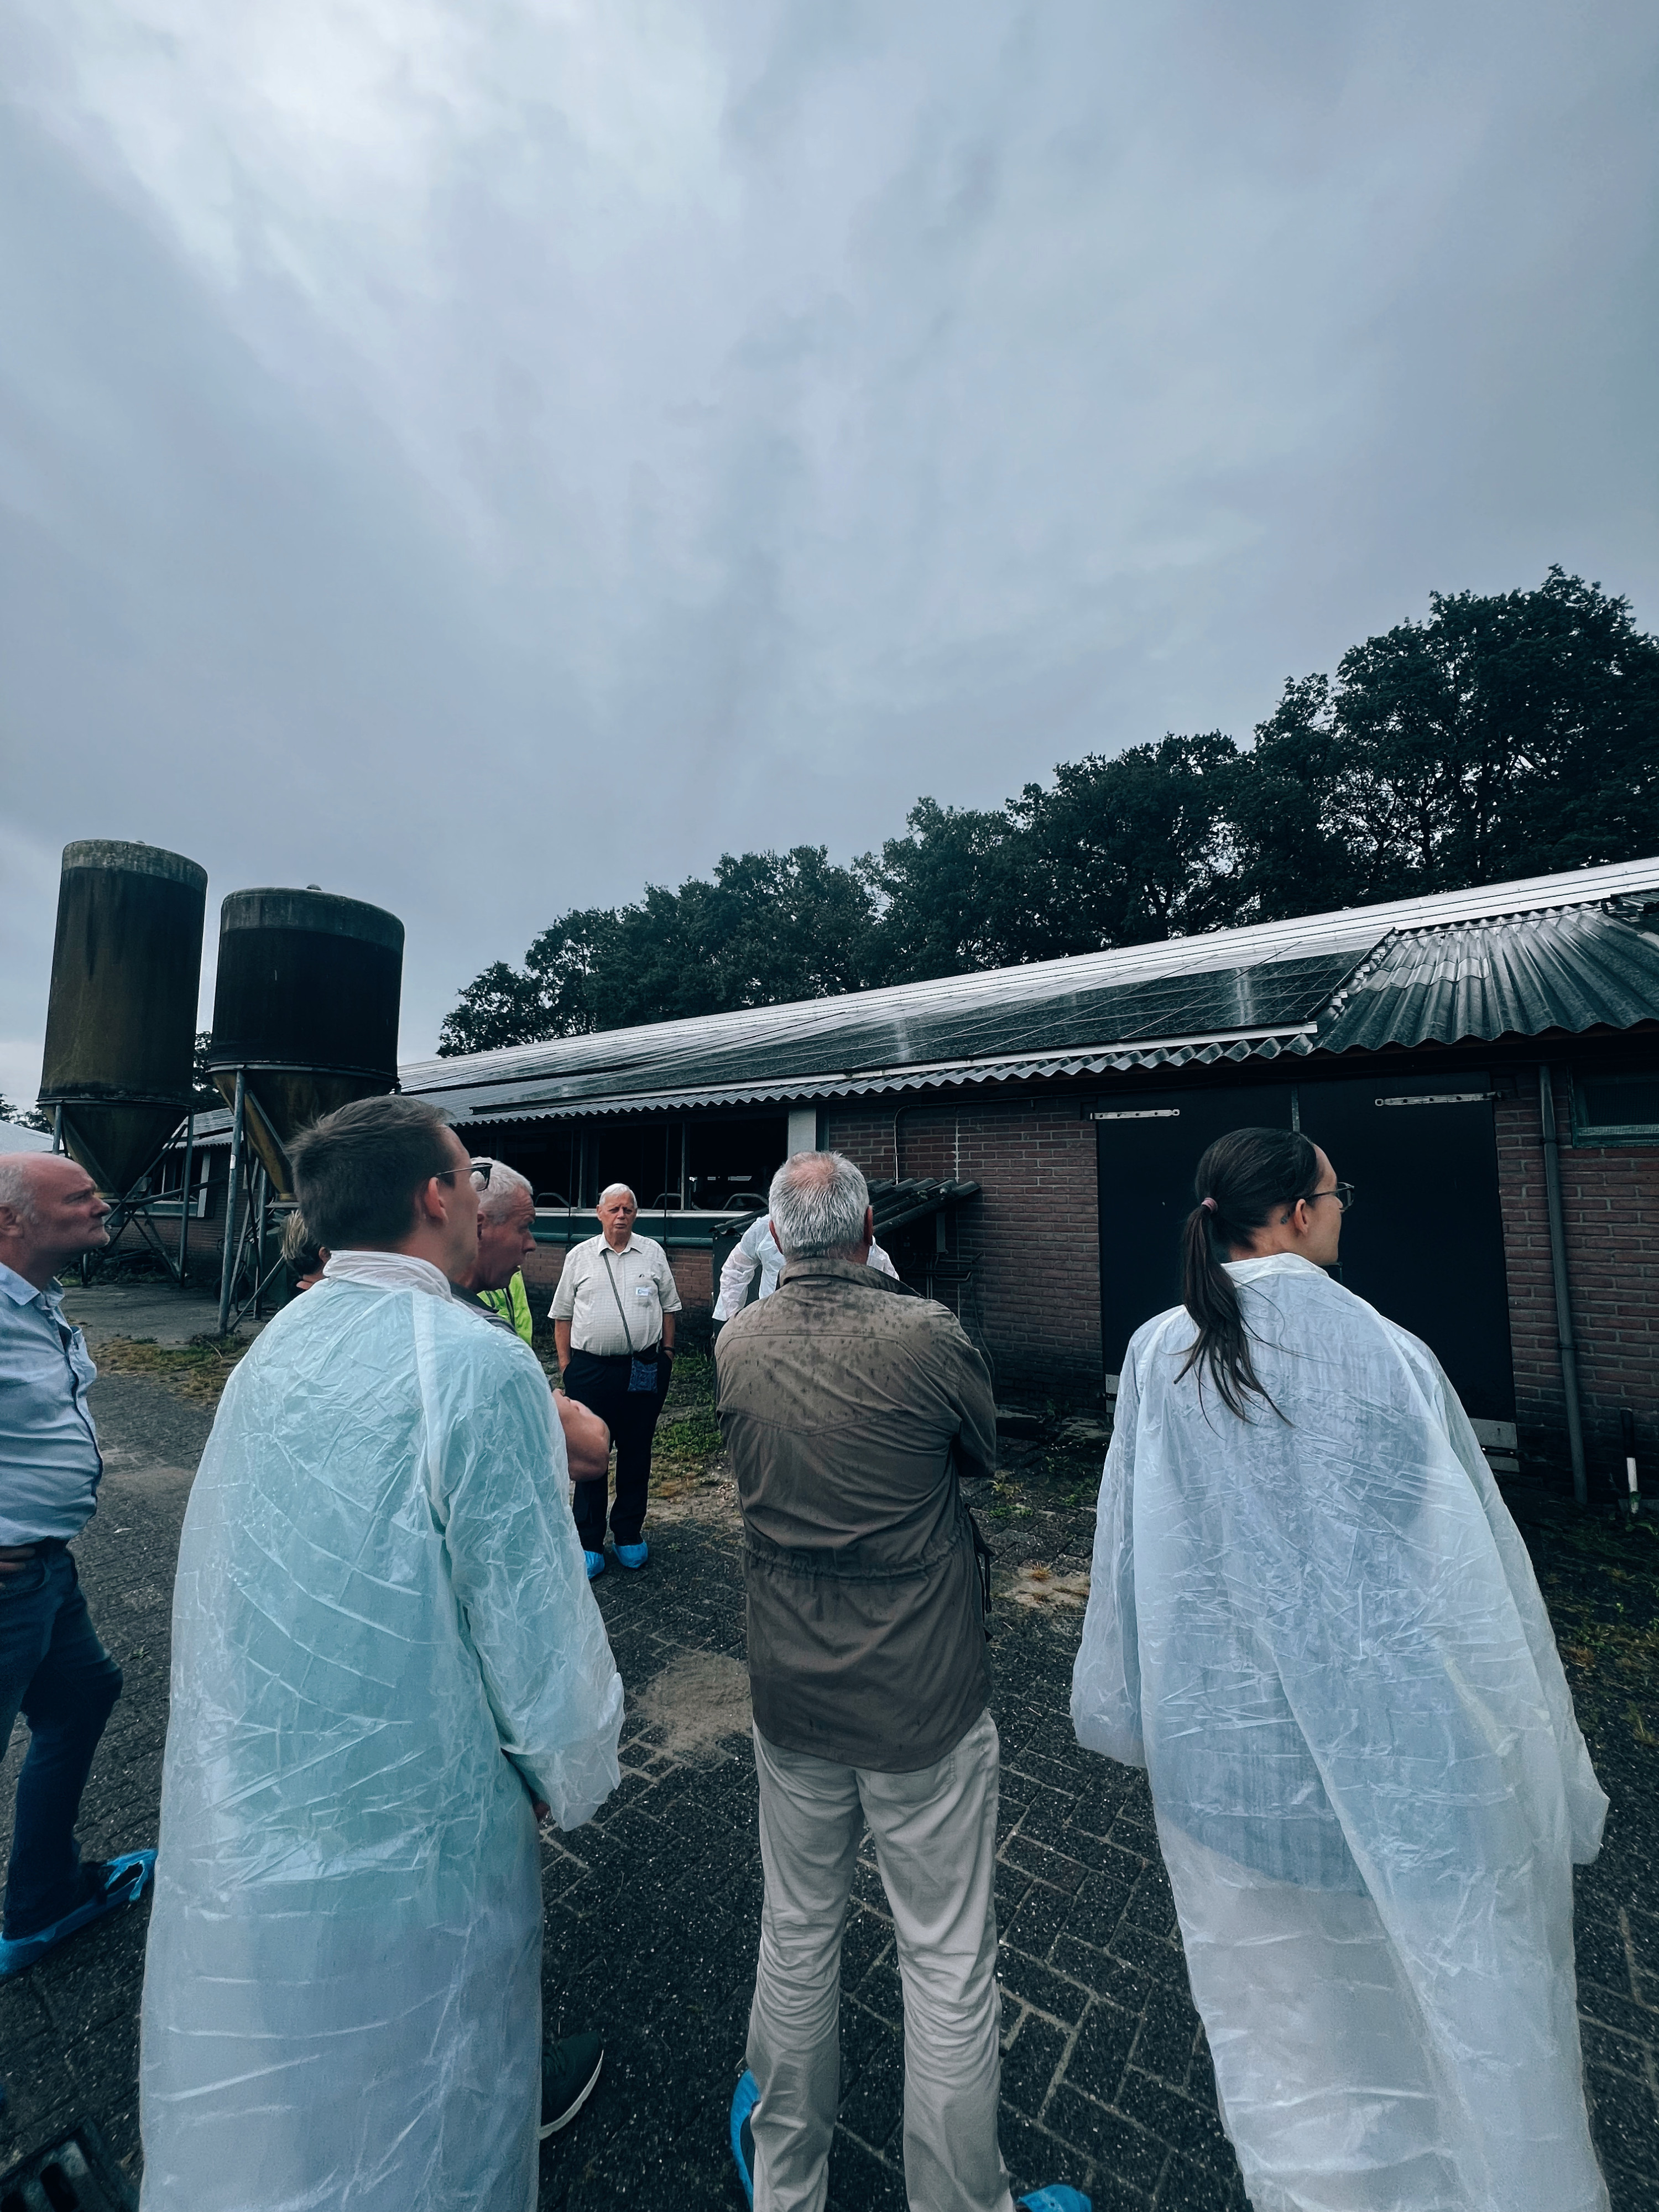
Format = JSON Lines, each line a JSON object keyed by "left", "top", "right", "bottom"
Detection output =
{"left": 1222, "top": 1254, "right": 1331, "bottom": 1285}
{"left": 0, "top": 1259, "right": 55, "bottom": 1307}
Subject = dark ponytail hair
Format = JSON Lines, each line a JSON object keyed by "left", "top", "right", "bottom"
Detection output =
{"left": 1178, "top": 1126, "right": 1320, "bottom": 1418}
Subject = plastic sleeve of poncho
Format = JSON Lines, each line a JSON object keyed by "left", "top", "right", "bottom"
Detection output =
{"left": 1070, "top": 1353, "right": 1145, "bottom": 1768}
{"left": 414, "top": 1295, "right": 623, "bottom": 1827}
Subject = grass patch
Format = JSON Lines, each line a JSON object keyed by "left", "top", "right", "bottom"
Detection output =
{"left": 84, "top": 1333, "right": 251, "bottom": 1405}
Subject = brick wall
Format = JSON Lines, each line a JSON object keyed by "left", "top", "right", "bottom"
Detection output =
{"left": 1496, "top": 1084, "right": 1659, "bottom": 1495}
{"left": 823, "top": 1094, "right": 1100, "bottom": 1401}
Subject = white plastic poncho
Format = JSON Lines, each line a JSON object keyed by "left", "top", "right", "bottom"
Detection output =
{"left": 1072, "top": 1254, "right": 1608, "bottom": 2212}
{"left": 139, "top": 1253, "right": 624, "bottom": 2212}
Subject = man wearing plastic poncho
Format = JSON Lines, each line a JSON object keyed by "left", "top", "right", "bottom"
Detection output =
{"left": 140, "top": 1098, "right": 624, "bottom": 2212}
{"left": 1072, "top": 1126, "right": 1608, "bottom": 2212}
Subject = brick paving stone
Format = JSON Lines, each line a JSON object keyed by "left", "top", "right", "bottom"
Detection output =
{"left": 3, "top": 1375, "right": 1657, "bottom": 2210}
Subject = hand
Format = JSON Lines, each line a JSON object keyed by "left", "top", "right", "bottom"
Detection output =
{"left": 0, "top": 1544, "right": 39, "bottom": 1578}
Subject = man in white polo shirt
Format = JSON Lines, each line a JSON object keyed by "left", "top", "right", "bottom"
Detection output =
{"left": 0, "top": 1150, "right": 153, "bottom": 1976}
{"left": 551, "top": 1183, "right": 681, "bottom": 1579}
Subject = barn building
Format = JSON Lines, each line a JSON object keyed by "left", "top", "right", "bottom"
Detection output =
{"left": 390, "top": 855, "right": 1659, "bottom": 1506}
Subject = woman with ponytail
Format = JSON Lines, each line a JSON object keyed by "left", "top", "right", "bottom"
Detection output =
{"left": 1071, "top": 1124, "right": 1609, "bottom": 2212}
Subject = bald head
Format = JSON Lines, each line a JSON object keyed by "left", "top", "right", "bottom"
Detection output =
{"left": 0, "top": 1151, "right": 111, "bottom": 1288}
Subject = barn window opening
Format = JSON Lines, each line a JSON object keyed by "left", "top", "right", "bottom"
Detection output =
{"left": 1573, "top": 1070, "right": 1659, "bottom": 1145}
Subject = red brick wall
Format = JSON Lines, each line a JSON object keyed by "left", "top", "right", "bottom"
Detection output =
{"left": 1496, "top": 1085, "right": 1659, "bottom": 1494}
{"left": 822, "top": 1094, "right": 1100, "bottom": 1400}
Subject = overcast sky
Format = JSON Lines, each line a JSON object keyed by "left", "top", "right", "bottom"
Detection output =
{"left": 2, "top": 0, "right": 1656, "bottom": 1103}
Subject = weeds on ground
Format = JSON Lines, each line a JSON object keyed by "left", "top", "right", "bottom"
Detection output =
{"left": 1528, "top": 1513, "right": 1659, "bottom": 1754}
{"left": 82, "top": 1333, "right": 251, "bottom": 1405}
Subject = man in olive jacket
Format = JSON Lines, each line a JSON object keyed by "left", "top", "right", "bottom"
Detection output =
{"left": 716, "top": 1150, "right": 1018, "bottom": 2212}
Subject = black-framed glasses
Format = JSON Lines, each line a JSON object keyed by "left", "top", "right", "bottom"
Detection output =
{"left": 435, "top": 1159, "right": 492, "bottom": 1188}
{"left": 1304, "top": 1181, "right": 1355, "bottom": 1213}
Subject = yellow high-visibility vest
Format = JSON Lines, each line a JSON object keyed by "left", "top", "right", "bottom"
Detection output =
{"left": 477, "top": 1270, "right": 535, "bottom": 1344}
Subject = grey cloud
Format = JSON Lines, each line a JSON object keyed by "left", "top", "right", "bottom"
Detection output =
{"left": 1, "top": 0, "right": 1655, "bottom": 1103}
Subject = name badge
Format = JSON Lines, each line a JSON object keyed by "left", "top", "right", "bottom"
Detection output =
{"left": 634, "top": 1285, "right": 653, "bottom": 1299}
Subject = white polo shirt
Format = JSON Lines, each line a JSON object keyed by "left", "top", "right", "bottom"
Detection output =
{"left": 550, "top": 1233, "right": 681, "bottom": 1357}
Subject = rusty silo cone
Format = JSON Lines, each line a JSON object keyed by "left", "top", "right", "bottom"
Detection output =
{"left": 206, "top": 888, "right": 405, "bottom": 1197}
{"left": 38, "top": 840, "right": 208, "bottom": 1196}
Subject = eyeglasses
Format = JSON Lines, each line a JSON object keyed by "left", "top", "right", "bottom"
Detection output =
{"left": 435, "top": 1160, "right": 492, "bottom": 1188}
{"left": 1302, "top": 1181, "right": 1355, "bottom": 1213}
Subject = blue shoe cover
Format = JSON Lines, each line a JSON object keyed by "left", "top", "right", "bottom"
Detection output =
{"left": 584, "top": 1550, "right": 606, "bottom": 1580}
{"left": 1019, "top": 2189, "right": 1092, "bottom": 2212}
{"left": 0, "top": 1849, "right": 156, "bottom": 1978}
{"left": 615, "top": 1541, "right": 649, "bottom": 1570}
{"left": 729, "top": 2068, "right": 759, "bottom": 2207}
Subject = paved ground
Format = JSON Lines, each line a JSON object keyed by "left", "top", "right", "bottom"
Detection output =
{"left": 2, "top": 1371, "right": 1656, "bottom": 2208}
{"left": 60, "top": 1280, "right": 259, "bottom": 1349}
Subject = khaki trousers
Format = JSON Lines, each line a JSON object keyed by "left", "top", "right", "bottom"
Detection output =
{"left": 747, "top": 1710, "right": 1014, "bottom": 2212}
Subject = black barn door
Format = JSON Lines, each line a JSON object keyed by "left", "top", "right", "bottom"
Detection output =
{"left": 1295, "top": 1073, "right": 1514, "bottom": 1420}
{"left": 1095, "top": 1085, "right": 1294, "bottom": 1381}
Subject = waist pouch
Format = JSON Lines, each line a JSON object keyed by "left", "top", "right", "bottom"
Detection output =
{"left": 628, "top": 1354, "right": 659, "bottom": 1394}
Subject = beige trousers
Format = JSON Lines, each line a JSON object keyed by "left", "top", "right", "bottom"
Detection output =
{"left": 747, "top": 1709, "right": 1014, "bottom": 2212}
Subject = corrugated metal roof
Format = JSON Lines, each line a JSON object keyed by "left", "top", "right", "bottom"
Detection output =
{"left": 404, "top": 855, "right": 1659, "bottom": 1121}
{"left": 1317, "top": 906, "right": 1659, "bottom": 1052}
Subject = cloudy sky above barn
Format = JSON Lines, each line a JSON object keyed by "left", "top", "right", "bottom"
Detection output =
{"left": 2, "top": 1, "right": 1656, "bottom": 1099}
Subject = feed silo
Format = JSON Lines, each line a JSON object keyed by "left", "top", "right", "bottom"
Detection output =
{"left": 38, "top": 841, "right": 208, "bottom": 1196}
{"left": 206, "top": 888, "right": 404, "bottom": 1196}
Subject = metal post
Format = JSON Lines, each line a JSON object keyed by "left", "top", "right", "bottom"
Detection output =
{"left": 1539, "top": 1065, "right": 1588, "bottom": 1507}
{"left": 178, "top": 1112, "right": 195, "bottom": 1285}
{"left": 217, "top": 1068, "right": 246, "bottom": 1338}
{"left": 51, "top": 1104, "right": 62, "bottom": 1154}
{"left": 253, "top": 1164, "right": 269, "bottom": 1319}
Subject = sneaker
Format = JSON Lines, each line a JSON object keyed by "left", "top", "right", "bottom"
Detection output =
{"left": 0, "top": 1851, "right": 155, "bottom": 1979}
{"left": 1019, "top": 2190, "right": 1092, "bottom": 2211}
{"left": 614, "top": 1541, "right": 649, "bottom": 1570}
{"left": 583, "top": 1550, "right": 606, "bottom": 1580}
{"left": 540, "top": 2032, "right": 603, "bottom": 2138}
{"left": 728, "top": 2069, "right": 759, "bottom": 2207}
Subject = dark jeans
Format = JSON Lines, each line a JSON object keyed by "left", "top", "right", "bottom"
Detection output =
{"left": 0, "top": 1543, "right": 123, "bottom": 1938}
{"left": 564, "top": 1347, "right": 671, "bottom": 1551}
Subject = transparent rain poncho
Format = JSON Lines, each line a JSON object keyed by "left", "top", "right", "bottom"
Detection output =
{"left": 1072, "top": 1254, "right": 1608, "bottom": 2212}
{"left": 140, "top": 1257, "right": 623, "bottom": 2212}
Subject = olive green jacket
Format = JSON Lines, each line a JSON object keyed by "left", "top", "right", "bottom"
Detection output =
{"left": 716, "top": 1254, "right": 997, "bottom": 1771}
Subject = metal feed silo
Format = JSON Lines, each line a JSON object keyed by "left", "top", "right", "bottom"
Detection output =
{"left": 38, "top": 841, "right": 208, "bottom": 1196}
{"left": 206, "top": 888, "right": 404, "bottom": 1197}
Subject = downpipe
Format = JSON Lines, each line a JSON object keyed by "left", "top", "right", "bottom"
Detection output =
{"left": 1538, "top": 1065, "right": 1589, "bottom": 1507}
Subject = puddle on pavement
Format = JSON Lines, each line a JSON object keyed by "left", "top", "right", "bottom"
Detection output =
{"left": 633, "top": 1649, "right": 752, "bottom": 1766}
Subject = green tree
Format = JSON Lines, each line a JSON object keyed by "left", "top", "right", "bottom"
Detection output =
{"left": 860, "top": 799, "right": 1029, "bottom": 982}
{"left": 440, "top": 567, "right": 1659, "bottom": 1048}
{"left": 437, "top": 849, "right": 880, "bottom": 1051}
{"left": 1010, "top": 732, "right": 1243, "bottom": 956}
{"left": 1232, "top": 569, "right": 1659, "bottom": 919}
{"left": 0, "top": 1095, "right": 53, "bottom": 1132}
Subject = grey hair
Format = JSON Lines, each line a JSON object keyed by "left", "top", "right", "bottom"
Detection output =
{"left": 768, "top": 1151, "right": 869, "bottom": 1258}
{"left": 597, "top": 1182, "right": 637, "bottom": 1207}
{"left": 0, "top": 1155, "right": 40, "bottom": 1223}
{"left": 473, "top": 1157, "right": 534, "bottom": 1220}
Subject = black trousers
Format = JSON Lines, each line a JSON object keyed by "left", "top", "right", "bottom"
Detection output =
{"left": 564, "top": 1346, "right": 670, "bottom": 1550}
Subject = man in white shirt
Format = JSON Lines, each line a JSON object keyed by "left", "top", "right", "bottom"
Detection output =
{"left": 0, "top": 1150, "right": 153, "bottom": 1977}
{"left": 551, "top": 1183, "right": 681, "bottom": 1578}
{"left": 712, "top": 1211, "right": 899, "bottom": 1323}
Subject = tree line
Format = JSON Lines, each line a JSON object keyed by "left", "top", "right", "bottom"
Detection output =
{"left": 441, "top": 567, "right": 1659, "bottom": 1053}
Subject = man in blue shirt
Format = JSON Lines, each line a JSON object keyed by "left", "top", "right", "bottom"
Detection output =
{"left": 0, "top": 1150, "right": 153, "bottom": 1976}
